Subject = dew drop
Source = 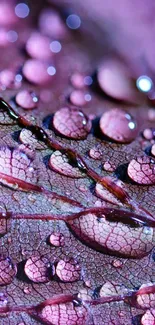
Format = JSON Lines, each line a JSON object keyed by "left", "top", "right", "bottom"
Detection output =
{"left": 16, "top": 90, "right": 39, "bottom": 110}
{"left": 151, "top": 144, "right": 155, "bottom": 157}
{"left": 143, "top": 128, "right": 153, "bottom": 141}
{"left": 148, "top": 108, "right": 155, "bottom": 122}
{"left": 39, "top": 9, "right": 68, "bottom": 39}
{"left": 23, "top": 286, "right": 31, "bottom": 294}
{"left": 0, "top": 69, "right": 21, "bottom": 89}
{"left": 89, "top": 146, "right": 102, "bottom": 160}
{"left": 136, "top": 283, "right": 155, "bottom": 309}
{"left": 23, "top": 59, "right": 52, "bottom": 85}
{"left": 70, "top": 72, "right": 85, "bottom": 89}
{"left": 141, "top": 309, "right": 155, "bottom": 325}
{"left": 24, "top": 255, "right": 54, "bottom": 283}
{"left": 56, "top": 258, "right": 81, "bottom": 282}
{"left": 0, "top": 256, "right": 17, "bottom": 285}
{"left": 49, "top": 232, "right": 65, "bottom": 247}
{"left": 53, "top": 107, "right": 92, "bottom": 139}
{"left": 26, "top": 32, "right": 52, "bottom": 60}
{"left": 103, "top": 161, "right": 116, "bottom": 172}
{"left": 19, "top": 128, "right": 46, "bottom": 150}
{"left": 100, "top": 108, "right": 138, "bottom": 143}
{"left": 0, "top": 293, "right": 8, "bottom": 307}
{"left": 99, "top": 281, "right": 127, "bottom": 297}
{"left": 128, "top": 155, "right": 155, "bottom": 185}
{"left": 70, "top": 90, "right": 88, "bottom": 107}
{"left": 49, "top": 150, "right": 85, "bottom": 178}
{"left": 95, "top": 183, "right": 122, "bottom": 206}
{"left": 97, "top": 59, "right": 138, "bottom": 102}
{"left": 112, "top": 259, "right": 123, "bottom": 268}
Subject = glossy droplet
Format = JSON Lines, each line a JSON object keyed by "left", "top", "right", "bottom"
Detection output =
{"left": 95, "top": 183, "right": 123, "bottom": 206}
{"left": 100, "top": 108, "right": 138, "bottom": 143}
{"left": 31, "top": 296, "right": 87, "bottom": 325}
{"left": 0, "top": 293, "right": 8, "bottom": 307}
{"left": 0, "top": 3, "right": 17, "bottom": 26}
{"left": 24, "top": 255, "right": 54, "bottom": 283}
{"left": 128, "top": 155, "right": 155, "bottom": 185}
{"left": 0, "top": 256, "right": 17, "bottom": 285}
{"left": 23, "top": 59, "right": 52, "bottom": 85}
{"left": 151, "top": 144, "right": 155, "bottom": 157}
{"left": 143, "top": 128, "right": 154, "bottom": 140}
{"left": 68, "top": 212, "right": 155, "bottom": 258}
{"left": 0, "top": 147, "right": 37, "bottom": 190}
{"left": 19, "top": 129, "right": 46, "bottom": 150}
{"left": 141, "top": 309, "right": 155, "bottom": 325}
{"left": 53, "top": 107, "right": 92, "bottom": 139}
{"left": 99, "top": 281, "right": 127, "bottom": 297}
{"left": 39, "top": 9, "right": 68, "bottom": 39}
{"left": 70, "top": 73, "right": 85, "bottom": 89}
{"left": 89, "top": 146, "right": 102, "bottom": 160}
{"left": 49, "top": 232, "right": 65, "bottom": 247}
{"left": 56, "top": 258, "right": 81, "bottom": 282}
{"left": 112, "top": 259, "right": 123, "bottom": 268}
{"left": 97, "top": 59, "right": 139, "bottom": 103}
{"left": 49, "top": 150, "right": 85, "bottom": 178}
{"left": 136, "top": 283, "right": 155, "bottom": 309}
{"left": 103, "top": 161, "right": 116, "bottom": 172}
{"left": 16, "top": 90, "right": 39, "bottom": 109}
{"left": 0, "top": 69, "right": 21, "bottom": 89}
{"left": 70, "top": 90, "right": 91, "bottom": 107}
{"left": 26, "top": 32, "right": 52, "bottom": 60}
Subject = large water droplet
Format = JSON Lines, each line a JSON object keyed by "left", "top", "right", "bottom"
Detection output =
{"left": 16, "top": 90, "right": 39, "bottom": 110}
{"left": 24, "top": 255, "right": 54, "bottom": 283}
{"left": 95, "top": 183, "right": 123, "bottom": 206}
{"left": 23, "top": 59, "right": 53, "bottom": 85}
{"left": 49, "top": 232, "right": 65, "bottom": 247}
{"left": 0, "top": 256, "right": 17, "bottom": 285}
{"left": 49, "top": 150, "right": 85, "bottom": 178}
{"left": 128, "top": 155, "right": 155, "bottom": 185}
{"left": 19, "top": 129, "right": 46, "bottom": 150}
{"left": 39, "top": 9, "right": 68, "bottom": 39}
{"left": 0, "top": 147, "right": 37, "bottom": 190}
{"left": 0, "top": 69, "right": 21, "bottom": 89}
{"left": 53, "top": 107, "right": 92, "bottom": 139}
{"left": 136, "top": 283, "right": 155, "bottom": 309}
{"left": 100, "top": 108, "right": 138, "bottom": 143}
{"left": 26, "top": 32, "right": 52, "bottom": 60}
{"left": 141, "top": 309, "right": 155, "bottom": 325}
{"left": 56, "top": 258, "right": 81, "bottom": 282}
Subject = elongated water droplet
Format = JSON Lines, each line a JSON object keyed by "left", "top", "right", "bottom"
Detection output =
{"left": 100, "top": 108, "right": 138, "bottom": 143}
{"left": 53, "top": 107, "right": 92, "bottom": 139}
{"left": 19, "top": 128, "right": 46, "bottom": 150}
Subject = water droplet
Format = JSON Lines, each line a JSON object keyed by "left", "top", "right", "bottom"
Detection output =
{"left": 143, "top": 128, "right": 153, "bottom": 140}
{"left": 97, "top": 59, "right": 138, "bottom": 102}
{"left": 0, "top": 69, "right": 21, "bottom": 89}
{"left": 23, "top": 286, "right": 31, "bottom": 294}
{"left": 26, "top": 32, "right": 51, "bottom": 60}
{"left": 0, "top": 147, "right": 37, "bottom": 190}
{"left": 15, "top": 3, "right": 30, "bottom": 19}
{"left": 24, "top": 255, "right": 54, "bottom": 283}
{"left": 95, "top": 183, "right": 122, "bottom": 206}
{"left": 0, "top": 3, "right": 17, "bottom": 26}
{"left": 39, "top": 9, "right": 68, "bottom": 39}
{"left": 19, "top": 128, "right": 46, "bottom": 150}
{"left": 0, "top": 293, "right": 8, "bottom": 307}
{"left": 89, "top": 146, "right": 102, "bottom": 160}
{"left": 100, "top": 108, "right": 138, "bottom": 143}
{"left": 70, "top": 90, "right": 89, "bottom": 106}
{"left": 50, "top": 40, "right": 62, "bottom": 53}
{"left": 23, "top": 59, "right": 52, "bottom": 85}
{"left": 70, "top": 72, "right": 85, "bottom": 89}
{"left": 49, "top": 232, "right": 65, "bottom": 247}
{"left": 112, "top": 259, "right": 123, "bottom": 268}
{"left": 141, "top": 309, "right": 155, "bottom": 325}
{"left": 16, "top": 90, "right": 39, "bottom": 110}
{"left": 103, "top": 161, "right": 116, "bottom": 172}
{"left": 49, "top": 150, "right": 85, "bottom": 178}
{"left": 151, "top": 144, "right": 155, "bottom": 157}
{"left": 136, "top": 75, "right": 153, "bottom": 93}
{"left": 0, "top": 256, "right": 17, "bottom": 285}
{"left": 66, "top": 14, "right": 81, "bottom": 30}
{"left": 148, "top": 108, "right": 155, "bottom": 122}
{"left": 128, "top": 155, "right": 155, "bottom": 185}
{"left": 53, "top": 107, "right": 92, "bottom": 139}
{"left": 56, "top": 258, "right": 81, "bottom": 282}
{"left": 99, "top": 282, "right": 127, "bottom": 297}
{"left": 136, "top": 283, "right": 155, "bottom": 309}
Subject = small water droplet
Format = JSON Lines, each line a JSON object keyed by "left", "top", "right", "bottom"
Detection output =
{"left": 103, "top": 161, "right": 116, "bottom": 172}
{"left": 112, "top": 259, "right": 123, "bottom": 268}
{"left": 24, "top": 255, "right": 54, "bottom": 283}
{"left": 128, "top": 155, "right": 155, "bottom": 185}
{"left": 0, "top": 69, "right": 21, "bottom": 89}
{"left": 49, "top": 232, "right": 65, "bottom": 247}
{"left": 23, "top": 59, "right": 53, "bottom": 85}
{"left": 143, "top": 128, "right": 153, "bottom": 140}
{"left": 26, "top": 32, "right": 51, "bottom": 60}
{"left": 23, "top": 286, "right": 31, "bottom": 294}
{"left": 16, "top": 90, "right": 39, "bottom": 110}
{"left": 53, "top": 107, "right": 92, "bottom": 139}
{"left": 70, "top": 90, "right": 88, "bottom": 106}
{"left": 89, "top": 146, "right": 102, "bottom": 160}
{"left": 39, "top": 9, "right": 68, "bottom": 39}
{"left": 0, "top": 256, "right": 17, "bottom": 285}
{"left": 56, "top": 258, "right": 81, "bottom": 282}
{"left": 100, "top": 108, "right": 138, "bottom": 143}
